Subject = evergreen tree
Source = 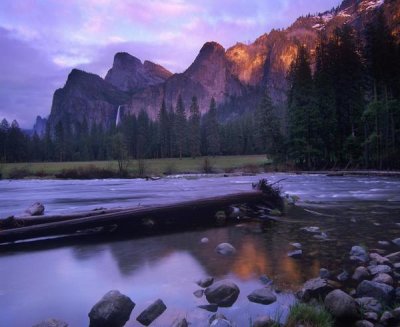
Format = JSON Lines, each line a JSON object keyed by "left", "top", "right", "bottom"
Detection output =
{"left": 287, "top": 45, "right": 321, "bottom": 169}
{"left": 158, "top": 99, "right": 170, "bottom": 158}
{"left": 254, "top": 88, "right": 284, "bottom": 160}
{"left": 175, "top": 95, "right": 187, "bottom": 159}
{"left": 205, "top": 97, "right": 220, "bottom": 156}
{"left": 188, "top": 96, "right": 201, "bottom": 158}
{"left": 0, "top": 118, "right": 9, "bottom": 162}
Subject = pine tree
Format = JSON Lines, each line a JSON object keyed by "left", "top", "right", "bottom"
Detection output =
{"left": 158, "top": 99, "right": 170, "bottom": 158}
{"left": 188, "top": 96, "right": 201, "bottom": 158}
{"left": 0, "top": 118, "right": 9, "bottom": 162}
{"left": 175, "top": 95, "right": 187, "bottom": 159}
{"left": 287, "top": 45, "right": 321, "bottom": 169}
{"left": 254, "top": 88, "right": 284, "bottom": 161}
{"left": 205, "top": 97, "right": 220, "bottom": 156}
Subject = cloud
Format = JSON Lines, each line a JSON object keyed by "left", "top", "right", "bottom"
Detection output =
{"left": 0, "top": 0, "right": 343, "bottom": 128}
{"left": 0, "top": 27, "right": 69, "bottom": 128}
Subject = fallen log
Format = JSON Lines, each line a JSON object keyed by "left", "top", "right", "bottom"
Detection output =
{"left": 0, "top": 191, "right": 268, "bottom": 244}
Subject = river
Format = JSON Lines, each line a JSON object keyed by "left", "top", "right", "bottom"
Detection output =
{"left": 1, "top": 173, "right": 400, "bottom": 326}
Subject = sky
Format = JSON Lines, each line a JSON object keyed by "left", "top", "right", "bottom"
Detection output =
{"left": 0, "top": 0, "right": 342, "bottom": 129}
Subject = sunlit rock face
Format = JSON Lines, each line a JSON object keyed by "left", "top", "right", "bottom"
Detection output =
{"left": 126, "top": 42, "right": 245, "bottom": 119}
{"left": 105, "top": 52, "right": 172, "bottom": 92}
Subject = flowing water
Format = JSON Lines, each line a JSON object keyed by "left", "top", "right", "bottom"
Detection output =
{"left": 1, "top": 174, "right": 400, "bottom": 326}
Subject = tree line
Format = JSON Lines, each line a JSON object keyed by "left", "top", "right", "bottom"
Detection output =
{"left": 1, "top": 11, "right": 399, "bottom": 169}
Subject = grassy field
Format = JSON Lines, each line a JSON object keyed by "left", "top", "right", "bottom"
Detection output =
{"left": 0, "top": 155, "right": 272, "bottom": 179}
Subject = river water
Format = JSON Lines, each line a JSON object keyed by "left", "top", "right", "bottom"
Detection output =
{"left": 1, "top": 174, "right": 400, "bottom": 326}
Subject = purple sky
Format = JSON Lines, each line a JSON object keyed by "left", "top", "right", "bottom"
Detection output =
{"left": 0, "top": 0, "right": 341, "bottom": 128}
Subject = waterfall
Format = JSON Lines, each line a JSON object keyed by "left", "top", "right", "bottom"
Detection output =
{"left": 116, "top": 105, "right": 121, "bottom": 127}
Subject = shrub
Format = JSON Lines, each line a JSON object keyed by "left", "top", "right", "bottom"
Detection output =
{"left": 285, "top": 303, "right": 333, "bottom": 327}
{"left": 8, "top": 167, "right": 33, "bottom": 179}
{"left": 201, "top": 157, "right": 214, "bottom": 173}
{"left": 55, "top": 165, "right": 116, "bottom": 179}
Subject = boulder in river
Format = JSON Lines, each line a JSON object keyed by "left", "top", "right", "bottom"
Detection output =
{"left": 196, "top": 277, "right": 214, "bottom": 288}
{"left": 355, "top": 297, "right": 383, "bottom": 314}
{"left": 204, "top": 280, "right": 240, "bottom": 307}
{"left": 352, "top": 266, "right": 370, "bottom": 282}
{"left": 385, "top": 251, "right": 400, "bottom": 263}
{"left": 193, "top": 289, "right": 204, "bottom": 298}
{"left": 136, "top": 299, "right": 166, "bottom": 326}
{"left": 324, "top": 289, "right": 360, "bottom": 320}
{"left": 368, "top": 264, "right": 392, "bottom": 275}
{"left": 247, "top": 288, "right": 277, "bottom": 305}
{"left": 356, "top": 280, "right": 394, "bottom": 304}
{"left": 369, "top": 253, "right": 391, "bottom": 265}
{"left": 209, "top": 313, "right": 227, "bottom": 325}
{"left": 372, "top": 273, "right": 393, "bottom": 285}
{"left": 25, "top": 202, "right": 45, "bottom": 216}
{"left": 297, "top": 277, "right": 335, "bottom": 301}
{"left": 215, "top": 243, "right": 236, "bottom": 256}
{"left": 210, "top": 318, "right": 232, "bottom": 327}
{"left": 350, "top": 245, "right": 369, "bottom": 263}
{"left": 33, "top": 318, "right": 68, "bottom": 327}
{"left": 88, "top": 290, "right": 135, "bottom": 327}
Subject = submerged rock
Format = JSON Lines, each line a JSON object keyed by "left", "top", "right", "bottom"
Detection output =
{"left": 136, "top": 299, "right": 166, "bottom": 326}
{"left": 287, "top": 249, "right": 302, "bottom": 258}
{"left": 198, "top": 304, "right": 218, "bottom": 312}
{"left": 33, "top": 319, "right": 68, "bottom": 327}
{"left": 301, "top": 226, "right": 320, "bottom": 233}
{"left": 200, "top": 237, "right": 209, "bottom": 244}
{"left": 204, "top": 280, "right": 240, "bottom": 307}
{"left": 392, "top": 238, "right": 400, "bottom": 247}
{"left": 210, "top": 318, "right": 232, "bottom": 327}
{"left": 193, "top": 289, "right": 204, "bottom": 298}
{"left": 89, "top": 290, "right": 135, "bottom": 327}
{"left": 247, "top": 288, "right": 277, "bottom": 305}
{"left": 209, "top": 313, "right": 227, "bottom": 325}
{"left": 171, "top": 317, "right": 188, "bottom": 327}
{"left": 350, "top": 246, "right": 369, "bottom": 263}
{"left": 215, "top": 243, "right": 236, "bottom": 256}
{"left": 337, "top": 271, "right": 349, "bottom": 282}
{"left": 259, "top": 275, "right": 273, "bottom": 285}
{"left": 324, "top": 289, "right": 360, "bottom": 320}
{"left": 196, "top": 277, "right": 214, "bottom": 288}
{"left": 320, "top": 268, "right": 331, "bottom": 279}
{"left": 26, "top": 202, "right": 45, "bottom": 216}
{"left": 252, "top": 315, "right": 274, "bottom": 327}
{"left": 356, "top": 280, "right": 394, "bottom": 304}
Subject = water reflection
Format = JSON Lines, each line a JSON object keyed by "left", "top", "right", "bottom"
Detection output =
{"left": 1, "top": 175, "right": 400, "bottom": 326}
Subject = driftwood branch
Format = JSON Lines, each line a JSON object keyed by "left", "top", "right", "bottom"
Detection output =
{"left": 0, "top": 191, "right": 266, "bottom": 244}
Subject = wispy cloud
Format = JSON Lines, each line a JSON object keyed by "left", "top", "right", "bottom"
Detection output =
{"left": 0, "top": 0, "right": 341, "bottom": 127}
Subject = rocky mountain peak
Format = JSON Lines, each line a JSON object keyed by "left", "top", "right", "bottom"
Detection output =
{"left": 105, "top": 52, "right": 172, "bottom": 92}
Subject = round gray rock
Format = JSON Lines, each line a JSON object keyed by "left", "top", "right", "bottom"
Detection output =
{"left": 197, "top": 276, "right": 214, "bottom": 288}
{"left": 204, "top": 280, "right": 240, "bottom": 307}
{"left": 89, "top": 290, "right": 135, "bottom": 327}
{"left": 372, "top": 273, "right": 393, "bottom": 285}
{"left": 215, "top": 243, "right": 236, "bottom": 256}
{"left": 368, "top": 264, "right": 392, "bottom": 275}
{"left": 356, "top": 280, "right": 394, "bottom": 304}
{"left": 297, "top": 277, "right": 334, "bottom": 301}
{"left": 352, "top": 266, "right": 370, "bottom": 281}
{"left": 247, "top": 288, "right": 277, "bottom": 305}
{"left": 136, "top": 299, "right": 167, "bottom": 326}
{"left": 355, "top": 297, "right": 383, "bottom": 314}
{"left": 26, "top": 202, "right": 45, "bottom": 216}
{"left": 355, "top": 320, "right": 374, "bottom": 327}
{"left": 350, "top": 246, "right": 368, "bottom": 263}
{"left": 324, "top": 289, "right": 360, "bottom": 320}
